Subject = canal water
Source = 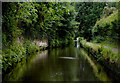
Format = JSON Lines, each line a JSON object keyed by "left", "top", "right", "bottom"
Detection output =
{"left": 3, "top": 41, "right": 111, "bottom": 82}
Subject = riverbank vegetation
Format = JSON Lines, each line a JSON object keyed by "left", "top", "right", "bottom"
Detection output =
{"left": 2, "top": 2, "right": 78, "bottom": 75}
{"left": 92, "top": 10, "right": 119, "bottom": 46}
{"left": 79, "top": 37, "right": 120, "bottom": 79}
{"left": 2, "top": 1, "right": 120, "bottom": 81}
{"left": 77, "top": 2, "right": 120, "bottom": 79}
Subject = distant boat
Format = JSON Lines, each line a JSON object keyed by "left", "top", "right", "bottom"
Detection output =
{"left": 59, "top": 57, "right": 77, "bottom": 60}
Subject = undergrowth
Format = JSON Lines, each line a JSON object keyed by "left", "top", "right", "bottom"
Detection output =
{"left": 2, "top": 40, "right": 40, "bottom": 74}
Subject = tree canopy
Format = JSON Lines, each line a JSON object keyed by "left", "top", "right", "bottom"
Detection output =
{"left": 2, "top": 2, "right": 78, "bottom": 48}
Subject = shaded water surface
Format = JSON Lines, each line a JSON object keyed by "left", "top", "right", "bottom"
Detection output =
{"left": 3, "top": 41, "right": 110, "bottom": 82}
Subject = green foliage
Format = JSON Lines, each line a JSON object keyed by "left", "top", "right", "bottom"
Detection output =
{"left": 75, "top": 2, "right": 106, "bottom": 41}
{"left": 80, "top": 39, "right": 120, "bottom": 63}
{"left": 2, "top": 44, "right": 25, "bottom": 72}
{"left": 103, "top": 6, "right": 117, "bottom": 17}
{"left": 2, "top": 40, "right": 39, "bottom": 73}
{"left": 2, "top": 2, "right": 79, "bottom": 73}
{"left": 24, "top": 40, "right": 39, "bottom": 54}
{"left": 79, "top": 37, "right": 84, "bottom": 41}
{"left": 2, "top": 3, "right": 22, "bottom": 45}
{"left": 2, "top": 48, "right": 21, "bottom": 72}
{"left": 92, "top": 11, "right": 119, "bottom": 43}
{"left": 2, "top": 2, "right": 78, "bottom": 48}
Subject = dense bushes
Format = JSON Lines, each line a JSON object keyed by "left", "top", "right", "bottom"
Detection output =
{"left": 24, "top": 40, "right": 39, "bottom": 54}
{"left": 75, "top": 2, "right": 106, "bottom": 41}
{"left": 103, "top": 6, "right": 117, "bottom": 17}
{"left": 49, "top": 38, "right": 70, "bottom": 48}
{"left": 2, "top": 40, "right": 39, "bottom": 74}
{"left": 92, "top": 11, "right": 119, "bottom": 43}
{"left": 2, "top": 2, "right": 78, "bottom": 74}
{"left": 2, "top": 2, "right": 77, "bottom": 48}
{"left": 75, "top": 2, "right": 118, "bottom": 42}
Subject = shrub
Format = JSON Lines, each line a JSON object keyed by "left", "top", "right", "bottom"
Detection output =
{"left": 24, "top": 40, "right": 39, "bottom": 55}
{"left": 2, "top": 40, "right": 40, "bottom": 72}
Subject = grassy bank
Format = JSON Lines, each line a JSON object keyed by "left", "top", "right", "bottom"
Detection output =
{"left": 2, "top": 39, "right": 46, "bottom": 76}
{"left": 3, "top": 50, "right": 48, "bottom": 81}
{"left": 2, "top": 37, "right": 71, "bottom": 77}
{"left": 80, "top": 48, "right": 110, "bottom": 81}
{"left": 79, "top": 37, "right": 120, "bottom": 79}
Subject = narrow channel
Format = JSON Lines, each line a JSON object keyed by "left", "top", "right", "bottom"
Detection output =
{"left": 3, "top": 41, "right": 111, "bottom": 82}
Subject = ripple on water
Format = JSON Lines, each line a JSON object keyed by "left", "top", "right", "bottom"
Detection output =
{"left": 59, "top": 57, "right": 77, "bottom": 60}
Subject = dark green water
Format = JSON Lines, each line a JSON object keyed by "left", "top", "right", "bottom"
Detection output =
{"left": 3, "top": 41, "right": 110, "bottom": 81}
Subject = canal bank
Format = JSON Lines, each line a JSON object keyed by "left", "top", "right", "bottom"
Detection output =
{"left": 79, "top": 37, "right": 120, "bottom": 81}
{"left": 2, "top": 41, "right": 112, "bottom": 82}
{"left": 2, "top": 37, "right": 48, "bottom": 78}
{"left": 2, "top": 34, "right": 73, "bottom": 78}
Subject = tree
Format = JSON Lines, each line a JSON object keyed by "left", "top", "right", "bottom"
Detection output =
{"left": 75, "top": 2, "right": 106, "bottom": 41}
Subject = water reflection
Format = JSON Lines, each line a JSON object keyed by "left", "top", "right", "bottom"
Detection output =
{"left": 19, "top": 42, "right": 99, "bottom": 81}
{"left": 3, "top": 41, "right": 110, "bottom": 81}
{"left": 32, "top": 50, "right": 48, "bottom": 64}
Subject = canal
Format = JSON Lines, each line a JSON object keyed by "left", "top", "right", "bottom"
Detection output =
{"left": 3, "top": 41, "right": 111, "bottom": 82}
